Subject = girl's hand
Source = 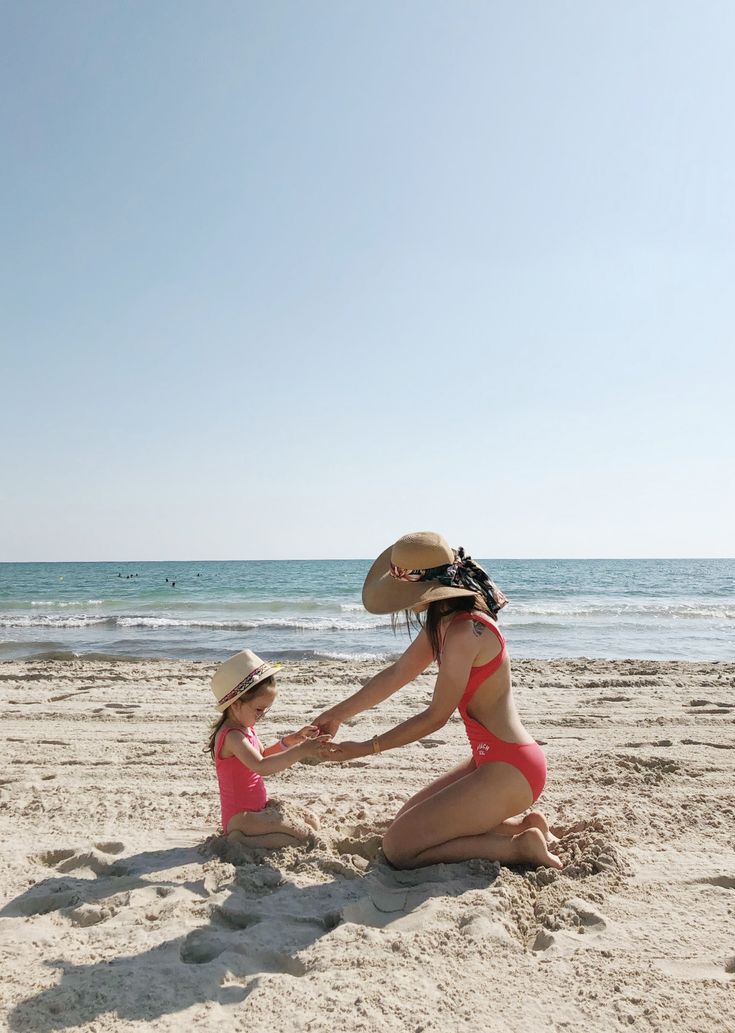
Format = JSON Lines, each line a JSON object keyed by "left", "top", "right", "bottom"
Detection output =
{"left": 322, "top": 740, "right": 371, "bottom": 762}
{"left": 298, "top": 734, "right": 337, "bottom": 760}
{"left": 282, "top": 724, "right": 321, "bottom": 747}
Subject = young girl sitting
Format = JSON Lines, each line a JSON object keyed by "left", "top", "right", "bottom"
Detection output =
{"left": 207, "top": 649, "right": 331, "bottom": 847}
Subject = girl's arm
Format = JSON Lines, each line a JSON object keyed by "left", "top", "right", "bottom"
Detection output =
{"left": 313, "top": 629, "right": 434, "bottom": 736}
{"left": 261, "top": 724, "right": 320, "bottom": 756}
{"left": 326, "top": 621, "right": 481, "bottom": 760}
{"left": 222, "top": 729, "right": 329, "bottom": 774}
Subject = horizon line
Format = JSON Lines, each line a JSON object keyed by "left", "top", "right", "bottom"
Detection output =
{"left": 1, "top": 556, "right": 733, "bottom": 564}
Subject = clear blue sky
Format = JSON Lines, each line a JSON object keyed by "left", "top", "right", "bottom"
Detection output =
{"left": 1, "top": 2, "right": 733, "bottom": 560}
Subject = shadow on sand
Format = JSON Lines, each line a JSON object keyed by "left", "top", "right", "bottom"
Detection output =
{"left": 5, "top": 837, "right": 501, "bottom": 1030}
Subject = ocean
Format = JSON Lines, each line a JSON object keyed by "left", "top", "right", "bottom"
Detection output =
{"left": 0, "top": 559, "right": 733, "bottom": 663}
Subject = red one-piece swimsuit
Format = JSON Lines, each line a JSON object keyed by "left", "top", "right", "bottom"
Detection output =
{"left": 445, "top": 612, "right": 547, "bottom": 802}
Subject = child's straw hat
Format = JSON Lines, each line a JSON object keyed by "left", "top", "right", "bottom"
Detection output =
{"left": 211, "top": 649, "right": 280, "bottom": 712}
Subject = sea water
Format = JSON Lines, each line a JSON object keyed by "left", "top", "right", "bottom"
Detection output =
{"left": 0, "top": 559, "right": 733, "bottom": 662}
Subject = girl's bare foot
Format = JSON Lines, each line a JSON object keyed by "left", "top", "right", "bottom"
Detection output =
{"left": 511, "top": 827, "right": 563, "bottom": 869}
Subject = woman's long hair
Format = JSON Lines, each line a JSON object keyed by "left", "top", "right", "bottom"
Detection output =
{"left": 204, "top": 675, "right": 275, "bottom": 759}
{"left": 392, "top": 549, "right": 507, "bottom": 661}
{"left": 422, "top": 594, "right": 491, "bottom": 661}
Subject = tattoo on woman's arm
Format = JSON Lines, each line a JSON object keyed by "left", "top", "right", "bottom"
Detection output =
{"left": 471, "top": 620, "right": 485, "bottom": 638}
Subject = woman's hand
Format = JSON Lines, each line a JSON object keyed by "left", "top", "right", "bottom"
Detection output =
{"left": 297, "top": 734, "right": 337, "bottom": 761}
{"left": 321, "top": 740, "right": 371, "bottom": 762}
{"left": 282, "top": 724, "right": 321, "bottom": 747}
{"left": 312, "top": 709, "right": 343, "bottom": 738}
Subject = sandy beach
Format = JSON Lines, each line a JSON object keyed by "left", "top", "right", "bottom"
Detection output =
{"left": 0, "top": 656, "right": 733, "bottom": 1033}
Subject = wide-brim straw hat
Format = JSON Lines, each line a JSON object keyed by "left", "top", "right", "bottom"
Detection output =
{"left": 362, "top": 531, "right": 477, "bottom": 615}
{"left": 211, "top": 649, "right": 280, "bottom": 712}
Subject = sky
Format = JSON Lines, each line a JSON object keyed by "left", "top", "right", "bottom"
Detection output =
{"left": 1, "top": 1, "right": 733, "bottom": 561}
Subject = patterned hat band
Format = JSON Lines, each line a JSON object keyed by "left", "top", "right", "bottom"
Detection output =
{"left": 390, "top": 563, "right": 427, "bottom": 582}
{"left": 389, "top": 550, "right": 508, "bottom": 617}
{"left": 389, "top": 561, "right": 451, "bottom": 583}
{"left": 218, "top": 663, "right": 270, "bottom": 707}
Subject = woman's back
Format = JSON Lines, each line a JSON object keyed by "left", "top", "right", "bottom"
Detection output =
{"left": 442, "top": 610, "right": 531, "bottom": 744}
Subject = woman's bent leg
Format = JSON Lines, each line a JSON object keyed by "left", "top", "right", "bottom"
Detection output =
{"left": 490, "top": 811, "right": 558, "bottom": 844}
{"left": 382, "top": 762, "right": 562, "bottom": 870}
{"left": 397, "top": 758, "right": 555, "bottom": 844}
{"left": 393, "top": 758, "right": 477, "bottom": 819}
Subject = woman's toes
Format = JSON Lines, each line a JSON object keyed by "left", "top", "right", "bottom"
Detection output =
{"left": 523, "top": 810, "right": 559, "bottom": 845}
{"left": 513, "top": 828, "right": 563, "bottom": 870}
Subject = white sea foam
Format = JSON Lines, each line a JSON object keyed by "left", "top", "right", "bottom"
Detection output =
{"left": 116, "top": 615, "right": 392, "bottom": 632}
{"left": 0, "top": 615, "right": 111, "bottom": 629}
{"left": 507, "top": 602, "right": 735, "bottom": 621}
{"left": 315, "top": 650, "right": 390, "bottom": 662}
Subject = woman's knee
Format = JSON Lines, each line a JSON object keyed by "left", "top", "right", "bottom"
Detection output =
{"left": 381, "top": 829, "right": 415, "bottom": 869}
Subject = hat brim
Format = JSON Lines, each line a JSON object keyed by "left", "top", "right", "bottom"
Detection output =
{"left": 362, "top": 546, "right": 476, "bottom": 615}
{"left": 215, "top": 662, "right": 281, "bottom": 711}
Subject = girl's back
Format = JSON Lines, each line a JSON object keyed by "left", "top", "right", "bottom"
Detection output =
{"left": 215, "top": 723, "right": 268, "bottom": 829}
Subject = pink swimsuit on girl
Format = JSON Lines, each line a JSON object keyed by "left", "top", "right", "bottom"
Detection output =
{"left": 215, "top": 724, "right": 268, "bottom": 831}
{"left": 446, "top": 612, "right": 547, "bottom": 802}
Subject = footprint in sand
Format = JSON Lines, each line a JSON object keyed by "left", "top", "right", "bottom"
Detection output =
{"left": 682, "top": 738, "right": 734, "bottom": 750}
{"left": 418, "top": 738, "right": 447, "bottom": 749}
{"left": 334, "top": 833, "right": 382, "bottom": 862}
{"left": 36, "top": 848, "right": 77, "bottom": 867}
{"left": 63, "top": 902, "right": 120, "bottom": 927}
{"left": 94, "top": 841, "right": 125, "bottom": 855}
{"left": 212, "top": 901, "right": 265, "bottom": 930}
{"left": 694, "top": 875, "right": 735, "bottom": 890}
{"left": 7, "top": 889, "right": 86, "bottom": 917}
{"left": 654, "top": 957, "right": 734, "bottom": 982}
{"left": 35, "top": 847, "right": 130, "bottom": 877}
{"left": 179, "top": 930, "right": 307, "bottom": 975}
{"left": 532, "top": 897, "right": 609, "bottom": 954}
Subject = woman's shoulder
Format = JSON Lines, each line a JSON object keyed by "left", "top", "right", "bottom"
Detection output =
{"left": 442, "top": 610, "right": 502, "bottom": 651}
{"left": 444, "top": 609, "right": 498, "bottom": 629}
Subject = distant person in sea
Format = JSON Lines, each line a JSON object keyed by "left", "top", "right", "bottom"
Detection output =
{"left": 316, "top": 531, "right": 562, "bottom": 870}
{"left": 207, "top": 649, "right": 332, "bottom": 847}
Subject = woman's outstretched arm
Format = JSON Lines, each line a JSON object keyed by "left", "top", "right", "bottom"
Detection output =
{"left": 325, "top": 619, "right": 481, "bottom": 759}
{"left": 313, "top": 628, "right": 434, "bottom": 736}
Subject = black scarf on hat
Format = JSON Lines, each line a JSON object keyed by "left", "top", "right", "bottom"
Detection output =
{"left": 417, "top": 548, "right": 508, "bottom": 618}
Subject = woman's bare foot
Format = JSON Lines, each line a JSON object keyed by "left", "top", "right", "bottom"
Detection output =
{"left": 522, "top": 810, "right": 559, "bottom": 845}
{"left": 511, "top": 827, "right": 563, "bottom": 869}
{"left": 494, "top": 810, "right": 559, "bottom": 845}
